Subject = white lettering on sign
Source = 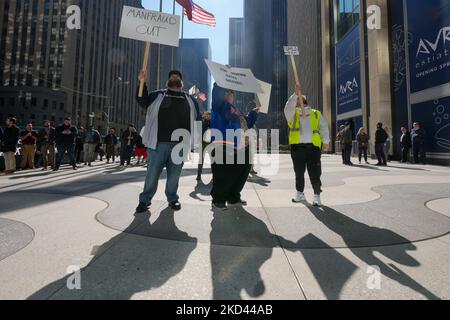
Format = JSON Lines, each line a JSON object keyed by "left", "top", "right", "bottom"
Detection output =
{"left": 119, "top": 6, "right": 181, "bottom": 47}
{"left": 66, "top": 5, "right": 81, "bottom": 30}
{"left": 367, "top": 5, "right": 381, "bottom": 30}
{"left": 284, "top": 46, "right": 299, "bottom": 56}
{"left": 416, "top": 26, "right": 450, "bottom": 57}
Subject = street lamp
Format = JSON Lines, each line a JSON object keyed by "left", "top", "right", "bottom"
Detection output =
{"left": 106, "top": 77, "right": 130, "bottom": 135}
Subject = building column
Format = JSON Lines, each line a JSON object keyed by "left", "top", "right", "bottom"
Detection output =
{"left": 365, "top": 0, "right": 393, "bottom": 155}
{"left": 321, "top": 0, "right": 334, "bottom": 149}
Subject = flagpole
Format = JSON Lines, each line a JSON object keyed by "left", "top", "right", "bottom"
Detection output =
{"left": 180, "top": 11, "right": 185, "bottom": 73}
{"left": 157, "top": 0, "right": 163, "bottom": 89}
{"left": 171, "top": 0, "right": 176, "bottom": 69}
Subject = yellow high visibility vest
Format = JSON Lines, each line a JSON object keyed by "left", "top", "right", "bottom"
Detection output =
{"left": 288, "top": 108, "right": 323, "bottom": 148}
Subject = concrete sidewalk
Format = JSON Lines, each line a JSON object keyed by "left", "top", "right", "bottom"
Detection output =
{"left": 0, "top": 155, "right": 449, "bottom": 300}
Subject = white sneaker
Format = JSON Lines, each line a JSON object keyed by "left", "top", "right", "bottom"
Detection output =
{"left": 292, "top": 192, "right": 306, "bottom": 203}
{"left": 313, "top": 195, "right": 322, "bottom": 207}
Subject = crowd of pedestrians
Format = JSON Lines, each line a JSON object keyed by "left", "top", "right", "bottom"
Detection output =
{"left": 336, "top": 122, "right": 428, "bottom": 167}
{"left": 0, "top": 116, "right": 148, "bottom": 175}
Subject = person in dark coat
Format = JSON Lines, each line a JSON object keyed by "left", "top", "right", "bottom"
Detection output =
{"left": 342, "top": 122, "right": 353, "bottom": 166}
{"left": 1, "top": 117, "right": 20, "bottom": 174}
{"left": 411, "top": 122, "right": 427, "bottom": 165}
{"left": 104, "top": 128, "right": 118, "bottom": 164}
{"left": 375, "top": 122, "right": 388, "bottom": 166}
{"left": 54, "top": 117, "right": 78, "bottom": 171}
{"left": 400, "top": 127, "right": 412, "bottom": 163}
{"left": 120, "top": 124, "right": 138, "bottom": 167}
{"left": 38, "top": 120, "right": 57, "bottom": 170}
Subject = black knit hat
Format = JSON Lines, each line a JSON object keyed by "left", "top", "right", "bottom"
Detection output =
{"left": 168, "top": 70, "right": 183, "bottom": 80}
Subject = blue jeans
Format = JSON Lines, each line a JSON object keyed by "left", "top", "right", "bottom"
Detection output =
{"left": 56, "top": 144, "right": 76, "bottom": 167}
{"left": 139, "top": 143, "right": 184, "bottom": 204}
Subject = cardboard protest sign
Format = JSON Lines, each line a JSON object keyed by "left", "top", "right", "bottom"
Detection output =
{"left": 205, "top": 59, "right": 263, "bottom": 93}
{"left": 119, "top": 6, "right": 181, "bottom": 47}
{"left": 284, "top": 45, "right": 306, "bottom": 118}
{"left": 255, "top": 80, "right": 272, "bottom": 114}
{"left": 283, "top": 46, "right": 299, "bottom": 56}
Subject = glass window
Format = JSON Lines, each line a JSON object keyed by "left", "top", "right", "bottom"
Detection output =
{"left": 336, "top": 0, "right": 361, "bottom": 41}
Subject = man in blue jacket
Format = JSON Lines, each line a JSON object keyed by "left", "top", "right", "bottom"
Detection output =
{"left": 210, "top": 83, "right": 260, "bottom": 210}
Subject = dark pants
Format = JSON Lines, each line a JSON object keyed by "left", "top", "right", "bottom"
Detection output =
{"left": 291, "top": 144, "right": 322, "bottom": 195}
{"left": 343, "top": 143, "right": 353, "bottom": 164}
{"left": 106, "top": 145, "right": 116, "bottom": 162}
{"left": 402, "top": 146, "right": 411, "bottom": 163}
{"left": 359, "top": 145, "right": 368, "bottom": 162}
{"left": 56, "top": 144, "right": 76, "bottom": 168}
{"left": 211, "top": 145, "right": 251, "bottom": 204}
{"left": 375, "top": 143, "right": 387, "bottom": 164}
{"left": 120, "top": 145, "right": 133, "bottom": 165}
{"left": 413, "top": 143, "right": 426, "bottom": 164}
{"left": 76, "top": 145, "right": 83, "bottom": 163}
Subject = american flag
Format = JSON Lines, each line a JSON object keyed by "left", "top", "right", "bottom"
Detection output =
{"left": 184, "top": 3, "right": 216, "bottom": 27}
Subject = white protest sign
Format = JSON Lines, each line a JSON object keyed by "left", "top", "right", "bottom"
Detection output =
{"left": 284, "top": 46, "right": 299, "bottom": 56}
{"left": 119, "top": 6, "right": 181, "bottom": 47}
{"left": 255, "top": 80, "right": 272, "bottom": 114}
{"left": 205, "top": 59, "right": 263, "bottom": 93}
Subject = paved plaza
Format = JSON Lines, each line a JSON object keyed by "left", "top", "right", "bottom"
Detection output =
{"left": 0, "top": 154, "right": 450, "bottom": 300}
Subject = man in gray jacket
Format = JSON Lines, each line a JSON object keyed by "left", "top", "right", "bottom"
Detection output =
{"left": 342, "top": 122, "right": 353, "bottom": 166}
{"left": 135, "top": 70, "right": 200, "bottom": 213}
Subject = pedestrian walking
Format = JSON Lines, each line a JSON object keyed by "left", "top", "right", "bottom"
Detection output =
{"left": 1, "top": 117, "right": 20, "bottom": 174}
{"left": 75, "top": 127, "right": 84, "bottom": 164}
{"left": 342, "top": 122, "right": 353, "bottom": 166}
{"left": 210, "top": 83, "right": 260, "bottom": 210}
{"left": 37, "top": 120, "right": 56, "bottom": 170}
{"left": 54, "top": 117, "right": 78, "bottom": 171}
{"left": 384, "top": 127, "right": 392, "bottom": 162}
{"left": 120, "top": 124, "right": 138, "bottom": 167}
{"left": 375, "top": 122, "right": 388, "bottom": 166}
{"left": 104, "top": 128, "right": 118, "bottom": 164}
{"left": 356, "top": 127, "right": 370, "bottom": 165}
{"left": 135, "top": 69, "right": 200, "bottom": 213}
{"left": 19, "top": 123, "right": 38, "bottom": 170}
{"left": 82, "top": 125, "right": 101, "bottom": 167}
{"left": 400, "top": 127, "right": 412, "bottom": 163}
{"left": 336, "top": 125, "right": 346, "bottom": 164}
{"left": 411, "top": 122, "right": 427, "bottom": 165}
{"left": 285, "top": 84, "right": 330, "bottom": 207}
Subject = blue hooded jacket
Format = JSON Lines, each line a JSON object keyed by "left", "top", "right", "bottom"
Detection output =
{"left": 211, "top": 83, "right": 258, "bottom": 148}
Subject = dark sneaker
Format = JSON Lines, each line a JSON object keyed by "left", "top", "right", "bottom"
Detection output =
{"left": 169, "top": 201, "right": 182, "bottom": 211}
{"left": 53, "top": 166, "right": 59, "bottom": 172}
{"left": 228, "top": 199, "right": 248, "bottom": 207}
{"left": 212, "top": 202, "right": 228, "bottom": 210}
{"left": 136, "top": 202, "right": 151, "bottom": 213}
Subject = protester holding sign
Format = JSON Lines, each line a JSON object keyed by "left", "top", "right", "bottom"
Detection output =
{"left": 210, "top": 82, "right": 260, "bottom": 210}
{"left": 285, "top": 84, "right": 330, "bottom": 207}
{"left": 135, "top": 70, "right": 200, "bottom": 213}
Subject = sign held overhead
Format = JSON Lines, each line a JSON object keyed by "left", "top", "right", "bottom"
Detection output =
{"left": 119, "top": 6, "right": 181, "bottom": 47}
{"left": 205, "top": 59, "right": 263, "bottom": 94}
{"left": 284, "top": 46, "right": 299, "bottom": 56}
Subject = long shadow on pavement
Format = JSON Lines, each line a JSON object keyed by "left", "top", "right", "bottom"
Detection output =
{"left": 27, "top": 208, "right": 197, "bottom": 300}
{"left": 306, "top": 205, "right": 440, "bottom": 300}
{"left": 209, "top": 206, "right": 297, "bottom": 300}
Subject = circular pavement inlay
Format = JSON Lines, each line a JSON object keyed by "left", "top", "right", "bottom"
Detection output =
{"left": 426, "top": 198, "right": 450, "bottom": 218}
{"left": 0, "top": 218, "right": 35, "bottom": 261}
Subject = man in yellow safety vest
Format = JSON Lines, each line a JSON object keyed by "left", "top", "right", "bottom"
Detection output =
{"left": 284, "top": 84, "right": 330, "bottom": 207}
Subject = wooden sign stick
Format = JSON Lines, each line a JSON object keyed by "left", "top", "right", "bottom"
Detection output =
{"left": 289, "top": 55, "right": 306, "bottom": 119}
{"left": 138, "top": 42, "right": 151, "bottom": 98}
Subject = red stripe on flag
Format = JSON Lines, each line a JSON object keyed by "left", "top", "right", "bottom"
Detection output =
{"left": 183, "top": 3, "right": 216, "bottom": 27}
